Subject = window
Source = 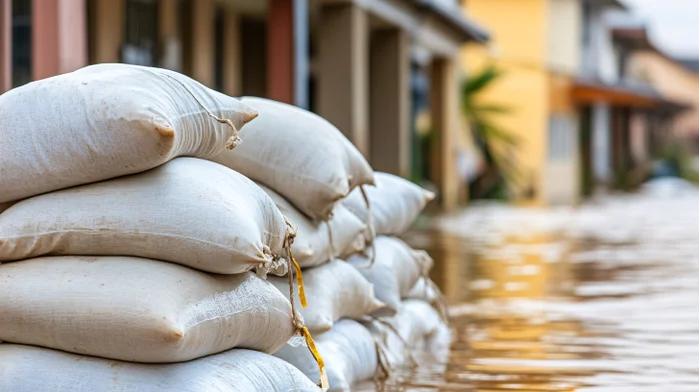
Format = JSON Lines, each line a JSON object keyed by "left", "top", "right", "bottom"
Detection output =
{"left": 548, "top": 116, "right": 575, "bottom": 162}
{"left": 122, "top": 0, "right": 158, "bottom": 66}
{"left": 12, "top": 0, "right": 31, "bottom": 87}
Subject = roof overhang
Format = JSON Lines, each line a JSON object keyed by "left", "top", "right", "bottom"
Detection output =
{"left": 413, "top": 0, "right": 491, "bottom": 43}
{"left": 573, "top": 79, "right": 663, "bottom": 108}
{"left": 612, "top": 27, "right": 656, "bottom": 51}
{"left": 656, "top": 100, "right": 694, "bottom": 116}
{"left": 583, "top": 0, "right": 628, "bottom": 10}
{"left": 573, "top": 78, "right": 693, "bottom": 114}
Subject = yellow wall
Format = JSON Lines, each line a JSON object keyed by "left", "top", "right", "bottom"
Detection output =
{"left": 462, "top": 0, "right": 550, "bottom": 203}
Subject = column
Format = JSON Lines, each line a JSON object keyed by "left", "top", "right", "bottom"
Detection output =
{"left": 369, "top": 28, "right": 410, "bottom": 177}
{"left": 92, "top": 0, "right": 124, "bottom": 64}
{"left": 191, "top": 0, "right": 214, "bottom": 86}
{"left": 317, "top": 3, "right": 369, "bottom": 155}
{"left": 222, "top": 8, "right": 241, "bottom": 97}
{"left": 430, "top": 58, "right": 459, "bottom": 210}
{"left": 592, "top": 102, "right": 611, "bottom": 188}
{"left": 32, "top": 0, "right": 88, "bottom": 80}
{"left": 267, "top": 0, "right": 294, "bottom": 103}
{"left": 267, "top": 0, "right": 309, "bottom": 106}
{"left": 293, "top": 0, "right": 308, "bottom": 109}
{"left": 159, "top": 0, "right": 181, "bottom": 71}
{"left": 0, "top": 0, "right": 10, "bottom": 92}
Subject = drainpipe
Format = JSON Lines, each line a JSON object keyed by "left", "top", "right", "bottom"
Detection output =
{"left": 293, "top": 0, "right": 308, "bottom": 109}
{"left": 0, "top": 0, "right": 10, "bottom": 92}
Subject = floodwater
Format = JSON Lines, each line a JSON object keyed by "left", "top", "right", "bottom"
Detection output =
{"left": 362, "top": 182, "right": 699, "bottom": 391}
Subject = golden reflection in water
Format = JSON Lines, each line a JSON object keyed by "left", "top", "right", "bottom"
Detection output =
{"left": 395, "top": 227, "right": 589, "bottom": 392}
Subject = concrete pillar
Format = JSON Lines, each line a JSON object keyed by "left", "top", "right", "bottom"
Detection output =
{"left": 32, "top": 0, "right": 87, "bottom": 80}
{"left": 32, "top": 0, "right": 59, "bottom": 79}
{"left": 369, "top": 28, "right": 410, "bottom": 177}
{"left": 0, "top": 0, "right": 10, "bottom": 92}
{"left": 293, "top": 0, "right": 308, "bottom": 109}
{"left": 191, "top": 0, "right": 214, "bottom": 87}
{"left": 159, "top": 0, "right": 181, "bottom": 71}
{"left": 592, "top": 102, "right": 611, "bottom": 187}
{"left": 92, "top": 0, "right": 124, "bottom": 63}
{"left": 317, "top": 3, "right": 369, "bottom": 155}
{"left": 267, "top": 0, "right": 294, "bottom": 103}
{"left": 222, "top": 8, "right": 241, "bottom": 97}
{"left": 430, "top": 58, "right": 459, "bottom": 210}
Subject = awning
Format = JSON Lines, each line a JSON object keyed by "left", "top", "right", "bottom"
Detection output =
{"left": 572, "top": 79, "right": 662, "bottom": 107}
{"left": 656, "top": 100, "right": 693, "bottom": 116}
{"left": 612, "top": 27, "right": 656, "bottom": 51}
{"left": 413, "top": 0, "right": 491, "bottom": 43}
{"left": 572, "top": 78, "right": 693, "bottom": 114}
{"left": 582, "top": 0, "right": 628, "bottom": 11}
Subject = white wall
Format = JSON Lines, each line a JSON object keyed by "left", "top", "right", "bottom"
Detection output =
{"left": 547, "top": 0, "right": 582, "bottom": 75}
{"left": 582, "top": 4, "right": 620, "bottom": 83}
{"left": 545, "top": 114, "right": 580, "bottom": 205}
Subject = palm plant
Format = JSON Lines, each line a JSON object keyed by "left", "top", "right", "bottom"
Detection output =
{"left": 461, "top": 65, "right": 522, "bottom": 199}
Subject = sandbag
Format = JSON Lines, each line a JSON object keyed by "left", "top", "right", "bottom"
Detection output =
{"left": 365, "top": 299, "right": 451, "bottom": 368}
{"left": 269, "top": 259, "right": 386, "bottom": 333}
{"left": 0, "top": 256, "right": 297, "bottom": 363}
{"left": 407, "top": 276, "right": 440, "bottom": 303}
{"left": 0, "top": 63, "right": 257, "bottom": 204}
{"left": 211, "top": 97, "right": 375, "bottom": 221}
{"left": 274, "top": 320, "right": 378, "bottom": 392}
{"left": 0, "top": 158, "right": 288, "bottom": 275}
{"left": 259, "top": 184, "right": 367, "bottom": 267}
{"left": 0, "top": 345, "right": 321, "bottom": 392}
{"left": 343, "top": 172, "right": 434, "bottom": 239}
{"left": 347, "top": 236, "right": 433, "bottom": 313}
{"left": 407, "top": 276, "right": 449, "bottom": 321}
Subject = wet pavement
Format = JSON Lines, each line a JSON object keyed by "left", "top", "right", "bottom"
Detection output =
{"left": 362, "top": 184, "right": 699, "bottom": 391}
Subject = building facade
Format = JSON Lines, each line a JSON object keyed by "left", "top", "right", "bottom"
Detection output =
{"left": 0, "top": 0, "right": 489, "bottom": 210}
{"left": 464, "top": 0, "right": 582, "bottom": 205}
{"left": 464, "top": 0, "right": 688, "bottom": 205}
{"left": 629, "top": 50, "right": 699, "bottom": 148}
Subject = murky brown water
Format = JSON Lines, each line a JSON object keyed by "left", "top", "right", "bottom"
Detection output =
{"left": 360, "top": 187, "right": 699, "bottom": 391}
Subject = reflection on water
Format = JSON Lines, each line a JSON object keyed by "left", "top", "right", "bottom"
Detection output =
{"left": 360, "top": 191, "right": 699, "bottom": 391}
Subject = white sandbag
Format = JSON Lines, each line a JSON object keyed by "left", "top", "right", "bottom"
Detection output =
{"left": 365, "top": 299, "right": 451, "bottom": 368}
{"left": 0, "top": 345, "right": 321, "bottom": 392}
{"left": 347, "top": 236, "right": 433, "bottom": 313}
{"left": 0, "top": 158, "right": 289, "bottom": 275}
{"left": 211, "top": 97, "right": 375, "bottom": 221}
{"left": 406, "top": 276, "right": 449, "bottom": 321}
{"left": 343, "top": 172, "right": 435, "bottom": 239}
{"left": 275, "top": 320, "right": 378, "bottom": 392}
{"left": 407, "top": 276, "right": 440, "bottom": 302}
{"left": 0, "top": 63, "right": 257, "bottom": 204}
{"left": 269, "top": 259, "right": 386, "bottom": 333}
{"left": 0, "top": 256, "right": 297, "bottom": 363}
{"left": 260, "top": 184, "right": 367, "bottom": 267}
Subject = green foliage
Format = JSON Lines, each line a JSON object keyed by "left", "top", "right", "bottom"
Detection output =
{"left": 657, "top": 141, "right": 699, "bottom": 184}
{"left": 461, "top": 64, "right": 521, "bottom": 199}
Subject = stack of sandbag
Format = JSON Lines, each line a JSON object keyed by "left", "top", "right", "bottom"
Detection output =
{"left": 210, "top": 99, "right": 398, "bottom": 391}
{"left": 343, "top": 173, "right": 452, "bottom": 370}
{"left": 0, "top": 65, "right": 323, "bottom": 392}
{"left": 255, "top": 168, "right": 448, "bottom": 390}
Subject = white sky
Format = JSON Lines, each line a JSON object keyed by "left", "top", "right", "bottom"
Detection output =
{"left": 622, "top": 0, "right": 699, "bottom": 58}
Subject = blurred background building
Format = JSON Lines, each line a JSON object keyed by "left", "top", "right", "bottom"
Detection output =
{"left": 0, "top": 0, "right": 490, "bottom": 210}
{"left": 464, "top": 0, "right": 696, "bottom": 206}
{"left": 2, "top": 0, "right": 699, "bottom": 209}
